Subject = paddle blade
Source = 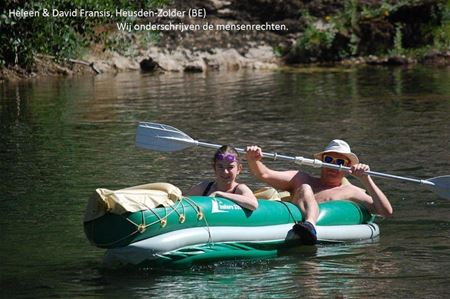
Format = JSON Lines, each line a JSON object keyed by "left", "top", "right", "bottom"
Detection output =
{"left": 427, "top": 175, "right": 450, "bottom": 200}
{"left": 135, "top": 122, "right": 197, "bottom": 152}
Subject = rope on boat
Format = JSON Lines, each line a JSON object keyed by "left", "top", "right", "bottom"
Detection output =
{"left": 183, "top": 196, "right": 204, "bottom": 220}
{"left": 183, "top": 197, "right": 213, "bottom": 246}
{"left": 279, "top": 200, "right": 298, "bottom": 223}
{"left": 94, "top": 198, "right": 185, "bottom": 247}
{"left": 96, "top": 226, "right": 141, "bottom": 247}
{"left": 201, "top": 211, "right": 214, "bottom": 247}
{"left": 166, "top": 199, "right": 186, "bottom": 223}
{"left": 93, "top": 197, "right": 213, "bottom": 248}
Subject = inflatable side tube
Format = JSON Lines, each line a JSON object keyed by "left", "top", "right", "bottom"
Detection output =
{"left": 85, "top": 197, "right": 373, "bottom": 249}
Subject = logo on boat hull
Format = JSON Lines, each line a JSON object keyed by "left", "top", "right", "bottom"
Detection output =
{"left": 211, "top": 198, "right": 241, "bottom": 213}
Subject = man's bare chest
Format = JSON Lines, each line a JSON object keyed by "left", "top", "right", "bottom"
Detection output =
{"left": 313, "top": 186, "right": 350, "bottom": 202}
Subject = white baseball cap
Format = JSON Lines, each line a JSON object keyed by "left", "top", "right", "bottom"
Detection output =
{"left": 314, "top": 139, "right": 359, "bottom": 165}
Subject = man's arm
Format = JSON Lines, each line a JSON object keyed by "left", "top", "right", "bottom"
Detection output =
{"left": 246, "top": 146, "right": 299, "bottom": 193}
{"left": 351, "top": 164, "right": 393, "bottom": 217}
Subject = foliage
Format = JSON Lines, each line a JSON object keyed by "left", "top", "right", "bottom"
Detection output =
{"left": 389, "top": 24, "right": 404, "bottom": 56}
{"left": 104, "top": 29, "right": 160, "bottom": 56}
{"left": 433, "top": 0, "right": 450, "bottom": 49}
{"left": 290, "top": 13, "right": 338, "bottom": 62}
{"left": 289, "top": 0, "right": 450, "bottom": 63}
{"left": 0, "top": 0, "right": 167, "bottom": 68}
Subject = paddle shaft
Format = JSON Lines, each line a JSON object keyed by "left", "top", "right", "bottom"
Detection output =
{"left": 136, "top": 122, "right": 450, "bottom": 199}
{"left": 193, "top": 140, "right": 436, "bottom": 187}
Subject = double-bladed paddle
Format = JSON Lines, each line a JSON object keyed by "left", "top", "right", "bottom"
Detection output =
{"left": 135, "top": 121, "right": 450, "bottom": 200}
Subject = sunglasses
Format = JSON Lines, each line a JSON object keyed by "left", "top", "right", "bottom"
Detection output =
{"left": 323, "top": 155, "right": 349, "bottom": 166}
{"left": 215, "top": 153, "right": 238, "bottom": 163}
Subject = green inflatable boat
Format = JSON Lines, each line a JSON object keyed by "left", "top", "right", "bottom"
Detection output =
{"left": 83, "top": 183, "right": 379, "bottom": 268}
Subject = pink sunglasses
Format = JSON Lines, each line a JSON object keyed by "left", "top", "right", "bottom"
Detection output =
{"left": 215, "top": 153, "right": 238, "bottom": 163}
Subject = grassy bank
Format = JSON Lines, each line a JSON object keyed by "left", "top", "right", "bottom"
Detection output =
{"left": 0, "top": 0, "right": 167, "bottom": 70}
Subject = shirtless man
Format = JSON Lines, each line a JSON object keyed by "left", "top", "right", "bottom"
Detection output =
{"left": 246, "top": 139, "right": 393, "bottom": 245}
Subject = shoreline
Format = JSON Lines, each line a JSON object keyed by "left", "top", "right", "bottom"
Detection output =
{"left": 2, "top": 47, "right": 449, "bottom": 83}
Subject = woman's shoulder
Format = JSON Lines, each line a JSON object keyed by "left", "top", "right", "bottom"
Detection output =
{"left": 197, "top": 180, "right": 213, "bottom": 187}
{"left": 234, "top": 183, "right": 253, "bottom": 193}
{"left": 188, "top": 181, "right": 213, "bottom": 195}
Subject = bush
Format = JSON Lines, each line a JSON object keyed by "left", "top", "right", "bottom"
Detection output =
{"left": 287, "top": 0, "right": 450, "bottom": 63}
{"left": 0, "top": 0, "right": 167, "bottom": 68}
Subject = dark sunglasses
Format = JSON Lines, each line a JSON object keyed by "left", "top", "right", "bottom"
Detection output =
{"left": 323, "top": 155, "right": 349, "bottom": 166}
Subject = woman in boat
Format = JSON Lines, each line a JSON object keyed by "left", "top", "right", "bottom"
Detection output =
{"left": 188, "top": 145, "right": 258, "bottom": 211}
{"left": 246, "top": 139, "right": 393, "bottom": 245}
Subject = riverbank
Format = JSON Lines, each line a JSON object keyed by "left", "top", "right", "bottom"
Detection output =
{"left": 1, "top": 0, "right": 449, "bottom": 82}
{"left": 2, "top": 48, "right": 449, "bottom": 83}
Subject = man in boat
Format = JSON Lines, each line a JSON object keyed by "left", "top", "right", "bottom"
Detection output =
{"left": 246, "top": 140, "right": 393, "bottom": 245}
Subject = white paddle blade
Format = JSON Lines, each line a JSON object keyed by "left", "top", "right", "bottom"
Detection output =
{"left": 427, "top": 175, "right": 450, "bottom": 200}
{"left": 135, "top": 122, "right": 197, "bottom": 152}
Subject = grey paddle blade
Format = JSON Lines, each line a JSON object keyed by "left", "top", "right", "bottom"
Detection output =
{"left": 135, "top": 122, "right": 197, "bottom": 152}
{"left": 427, "top": 175, "right": 450, "bottom": 200}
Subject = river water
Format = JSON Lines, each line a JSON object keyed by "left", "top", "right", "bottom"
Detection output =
{"left": 1, "top": 66, "right": 449, "bottom": 298}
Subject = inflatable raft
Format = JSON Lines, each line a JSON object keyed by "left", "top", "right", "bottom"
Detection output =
{"left": 83, "top": 183, "right": 379, "bottom": 268}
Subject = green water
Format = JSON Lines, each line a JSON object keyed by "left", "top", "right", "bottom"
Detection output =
{"left": 1, "top": 66, "right": 449, "bottom": 298}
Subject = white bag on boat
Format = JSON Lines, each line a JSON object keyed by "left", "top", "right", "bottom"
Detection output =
{"left": 84, "top": 182, "right": 182, "bottom": 222}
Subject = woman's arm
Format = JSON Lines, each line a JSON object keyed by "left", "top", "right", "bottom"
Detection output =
{"left": 212, "top": 184, "right": 259, "bottom": 211}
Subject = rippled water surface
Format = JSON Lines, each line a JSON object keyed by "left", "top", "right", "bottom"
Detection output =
{"left": 1, "top": 66, "right": 449, "bottom": 298}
